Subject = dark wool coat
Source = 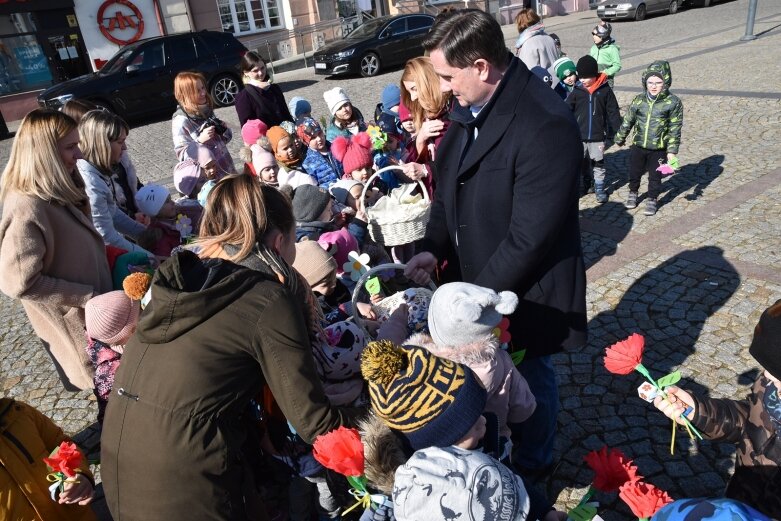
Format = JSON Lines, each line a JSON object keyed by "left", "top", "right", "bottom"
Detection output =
{"left": 420, "top": 55, "right": 587, "bottom": 359}
{"left": 692, "top": 374, "right": 781, "bottom": 518}
{"left": 101, "top": 251, "right": 356, "bottom": 520}
{"left": 234, "top": 83, "right": 293, "bottom": 127}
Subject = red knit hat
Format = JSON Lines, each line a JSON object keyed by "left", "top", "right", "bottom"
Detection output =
{"left": 331, "top": 133, "right": 373, "bottom": 175}
{"left": 85, "top": 290, "right": 140, "bottom": 347}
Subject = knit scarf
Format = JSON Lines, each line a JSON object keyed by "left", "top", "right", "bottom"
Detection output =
{"left": 275, "top": 151, "right": 304, "bottom": 169}
{"left": 226, "top": 243, "right": 325, "bottom": 345}
{"left": 516, "top": 22, "right": 546, "bottom": 48}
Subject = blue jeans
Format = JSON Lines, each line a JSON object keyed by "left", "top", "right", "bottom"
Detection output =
{"left": 512, "top": 355, "right": 559, "bottom": 471}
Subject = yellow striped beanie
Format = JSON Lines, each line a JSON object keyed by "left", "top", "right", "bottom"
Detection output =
{"left": 361, "top": 340, "right": 487, "bottom": 450}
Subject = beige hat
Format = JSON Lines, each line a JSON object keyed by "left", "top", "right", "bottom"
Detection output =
{"left": 292, "top": 240, "right": 337, "bottom": 287}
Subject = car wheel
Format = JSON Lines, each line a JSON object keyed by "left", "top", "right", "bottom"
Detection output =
{"left": 635, "top": 3, "right": 647, "bottom": 20}
{"left": 669, "top": 0, "right": 678, "bottom": 14}
{"left": 360, "top": 52, "right": 380, "bottom": 77}
{"left": 211, "top": 74, "right": 240, "bottom": 107}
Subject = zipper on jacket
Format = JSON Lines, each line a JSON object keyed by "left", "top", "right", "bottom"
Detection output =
{"left": 588, "top": 93, "right": 594, "bottom": 140}
{"left": 3, "top": 430, "right": 34, "bottom": 463}
{"left": 642, "top": 99, "right": 656, "bottom": 148}
{"left": 117, "top": 388, "right": 139, "bottom": 401}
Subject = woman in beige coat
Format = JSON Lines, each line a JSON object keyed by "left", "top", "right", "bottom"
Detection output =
{"left": 0, "top": 109, "right": 112, "bottom": 391}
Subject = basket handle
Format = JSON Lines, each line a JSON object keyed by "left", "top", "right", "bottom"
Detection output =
{"left": 350, "top": 262, "right": 437, "bottom": 336}
{"left": 358, "top": 165, "right": 431, "bottom": 208}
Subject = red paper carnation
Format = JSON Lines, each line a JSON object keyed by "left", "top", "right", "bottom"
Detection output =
{"left": 604, "top": 333, "right": 645, "bottom": 375}
{"left": 619, "top": 480, "right": 673, "bottom": 519}
{"left": 43, "top": 441, "right": 83, "bottom": 478}
{"left": 584, "top": 446, "right": 642, "bottom": 492}
{"left": 313, "top": 426, "right": 365, "bottom": 477}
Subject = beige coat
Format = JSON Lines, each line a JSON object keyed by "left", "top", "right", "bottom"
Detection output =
{"left": 0, "top": 192, "right": 112, "bottom": 391}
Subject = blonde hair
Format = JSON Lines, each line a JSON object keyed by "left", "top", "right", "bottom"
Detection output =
{"left": 196, "top": 174, "right": 294, "bottom": 261}
{"left": 78, "top": 110, "right": 129, "bottom": 174}
{"left": 400, "top": 57, "right": 452, "bottom": 130}
{"left": 515, "top": 8, "right": 540, "bottom": 33}
{"left": 174, "top": 71, "right": 212, "bottom": 115}
{"left": 0, "top": 108, "right": 87, "bottom": 207}
{"left": 61, "top": 98, "right": 98, "bottom": 123}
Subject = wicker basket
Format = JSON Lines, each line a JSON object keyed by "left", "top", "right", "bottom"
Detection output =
{"left": 360, "top": 166, "right": 430, "bottom": 247}
{"left": 350, "top": 263, "right": 437, "bottom": 337}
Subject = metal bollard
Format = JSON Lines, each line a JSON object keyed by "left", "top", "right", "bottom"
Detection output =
{"left": 740, "top": 0, "right": 758, "bottom": 41}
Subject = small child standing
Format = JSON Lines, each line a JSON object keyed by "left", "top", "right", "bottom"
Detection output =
{"left": 652, "top": 300, "right": 781, "bottom": 519}
{"left": 134, "top": 185, "right": 182, "bottom": 256}
{"left": 589, "top": 22, "right": 621, "bottom": 87}
{"left": 324, "top": 87, "right": 367, "bottom": 142}
{"left": 408, "top": 282, "right": 536, "bottom": 463}
{"left": 614, "top": 60, "right": 683, "bottom": 216}
{"left": 567, "top": 55, "right": 621, "bottom": 203}
{"left": 299, "top": 117, "right": 344, "bottom": 188}
{"left": 331, "top": 133, "right": 375, "bottom": 185}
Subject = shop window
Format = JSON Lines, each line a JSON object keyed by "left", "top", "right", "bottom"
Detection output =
{"left": 0, "top": 35, "right": 52, "bottom": 93}
{"left": 217, "top": 0, "right": 283, "bottom": 35}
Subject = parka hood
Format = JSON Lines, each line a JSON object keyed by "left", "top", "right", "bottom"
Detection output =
{"left": 642, "top": 60, "right": 673, "bottom": 89}
{"left": 135, "top": 250, "right": 271, "bottom": 344}
{"left": 359, "top": 413, "right": 410, "bottom": 496}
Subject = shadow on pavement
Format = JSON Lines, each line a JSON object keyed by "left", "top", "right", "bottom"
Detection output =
{"left": 579, "top": 200, "right": 633, "bottom": 270}
{"left": 659, "top": 154, "right": 724, "bottom": 207}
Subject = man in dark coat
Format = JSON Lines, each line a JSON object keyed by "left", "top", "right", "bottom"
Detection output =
{"left": 405, "top": 9, "right": 587, "bottom": 476}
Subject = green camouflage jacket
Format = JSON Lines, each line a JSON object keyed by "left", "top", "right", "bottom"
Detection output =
{"left": 614, "top": 60, "right": 683, "bottom": 153}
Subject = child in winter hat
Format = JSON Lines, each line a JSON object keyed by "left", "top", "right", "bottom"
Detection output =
{"left": 553, "top": 56, "right": 578, "bottom": 94}
{"left": 135, "top": 185, "right": 183, "bottom": 256}
{"left": 411, "top": 282, "right": 535, "bottom": 462}
{"left": 263, "top": 126, "right": 316, "bottom": 188}
{"left": 299, "top": 117, "right": 343, "bottom": 188}
{"left": 331, "top": 133, "right": 374, "bottom": 183}
{"left": 324, "top": 87, "right": 367, "bottom": 142}
{"left": 240, "top": 119, "right": 268, "bottom": 147}
{"left": 250, "top": 145, "right": 279, "bottom": 186}
{"left": 288, "top": 96, "right": 312, "bottom": 123}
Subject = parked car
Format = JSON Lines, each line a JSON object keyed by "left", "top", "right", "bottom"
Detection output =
{"left": 312, "top": 14, "right": 435, "bottom": 77}
{"left": 38, "top": 31, "right": 247, "bottom": 120}
{"left": 597, "top": 0, "right": 682, "bottom": 21}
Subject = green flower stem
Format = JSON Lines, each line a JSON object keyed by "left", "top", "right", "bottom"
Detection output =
{"left": 634, "top": 364, "right": 703, "bottom": 440}
{"left": 578, "top": 485, "right": 595, "bottom": 506}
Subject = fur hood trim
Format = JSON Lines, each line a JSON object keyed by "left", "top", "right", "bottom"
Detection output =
{"left": 359, "top": 413, "right": 408, "bottom": 495}
{"left": 405, "top": 332, "right": 499, "bottom": 366}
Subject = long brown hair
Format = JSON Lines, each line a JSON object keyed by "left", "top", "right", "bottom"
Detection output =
{"left": 174, "top": 71, "right": 213, "bottom": 116}
{"left": 0, "top": 109, "right": 87, "bottom": 208}
{"left": 400, "top": 57, "right": 452, "bottom": 130}
{"left": 196, "top": 174, "right": 294, "bottom": 261}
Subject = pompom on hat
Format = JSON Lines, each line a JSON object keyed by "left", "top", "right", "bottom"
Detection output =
{"left": 241, "top": 119, "right": 268, "bottom": 146}
{"left": 360, "top": 340, "right": 487, "bottom": 450}
{"left": 331, "top": 133, "right": 373, "bottom": 174}
{"left": 323, "top": 87, "right": 351, "bottom": 115}
{"left": 135, "top": 184, "right": 170, "bottom": 217}
{"left": 428, "top": 282, "right": 518, "bottom": 347}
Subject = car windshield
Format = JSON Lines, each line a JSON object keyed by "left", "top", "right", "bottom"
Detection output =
{"left": 347, "top": 18, "right": 388, "bottom": 39}
{"left": 99, "top": 45, "right": 140, "bottom": 74}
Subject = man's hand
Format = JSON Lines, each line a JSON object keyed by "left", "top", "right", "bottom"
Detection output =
{"left": 404, "top": 252, "right": 437, "bottom": 285}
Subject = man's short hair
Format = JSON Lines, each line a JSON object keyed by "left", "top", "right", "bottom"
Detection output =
{"left": 422, "top": 9, "right": 508, "bottom": 69}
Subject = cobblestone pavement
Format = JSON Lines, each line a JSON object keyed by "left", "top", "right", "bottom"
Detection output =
{"left": 1, "top": 1, "right": 780, "bottom": 518}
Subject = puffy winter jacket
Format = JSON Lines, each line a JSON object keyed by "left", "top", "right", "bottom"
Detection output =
{"left": 614, "top": 60, "right": 683, "bottom": 153}
{"left": 565, "top": 74, "right": 622, "bottom": 142}
{"left": 302, "top": 146, "right": 343, "bottom": 188}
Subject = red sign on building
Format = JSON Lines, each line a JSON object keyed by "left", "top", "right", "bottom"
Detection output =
{"left": 97, "top": 0, "right": 145, "bottom": 45}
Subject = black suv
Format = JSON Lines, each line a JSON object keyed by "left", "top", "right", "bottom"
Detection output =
{"left": 38, "top": 31, "right": 247, "bottom": 120}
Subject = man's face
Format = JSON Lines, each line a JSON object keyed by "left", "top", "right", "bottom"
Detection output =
{"left": 429, "top": 49, "right": 485, "bottom": 108}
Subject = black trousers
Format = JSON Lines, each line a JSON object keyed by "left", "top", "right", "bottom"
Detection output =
{"left": 628, "top": 145, "right": 666, "bottom": 199}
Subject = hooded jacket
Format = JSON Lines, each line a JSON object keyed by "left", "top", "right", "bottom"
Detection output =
{"left": 101, "top": 250, "right": 356, "bottom": 521}
{"left": 172, "top": 106, "right": 236, "bottom": 179}
{"left": 691, "top": 373, "right": 781, "bottom": 518}
{"left": 566, "top": 73, "right": 622, "bottom": 142}
{"left": 406, "top": 332, "right": 536, "bottom": 440}
{"left": 614, "top": 60, "right": 683, "bottom": 153}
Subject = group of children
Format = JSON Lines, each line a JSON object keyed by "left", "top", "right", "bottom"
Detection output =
{"left": 550, "top": 23, "right": 683, "bottom": 216}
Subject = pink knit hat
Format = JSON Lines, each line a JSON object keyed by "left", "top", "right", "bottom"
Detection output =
{"left": 85, "top": 291, "right": 141, "bottom": 347}
{"left": 331, "top": 133, "right": 373, "bottom": 175}
{"left": 251, "top": 144, "right": 277, "bottom": 171}
{"left": 318, "top": 227, "right": 358, "bottom": 273}
{"left": 241, "top": 119, "right": 269, "bottom": 146}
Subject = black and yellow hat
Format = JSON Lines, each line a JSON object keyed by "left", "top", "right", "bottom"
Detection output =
{"left": 361, "top": 340, "right": 487, "bottom": 450}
